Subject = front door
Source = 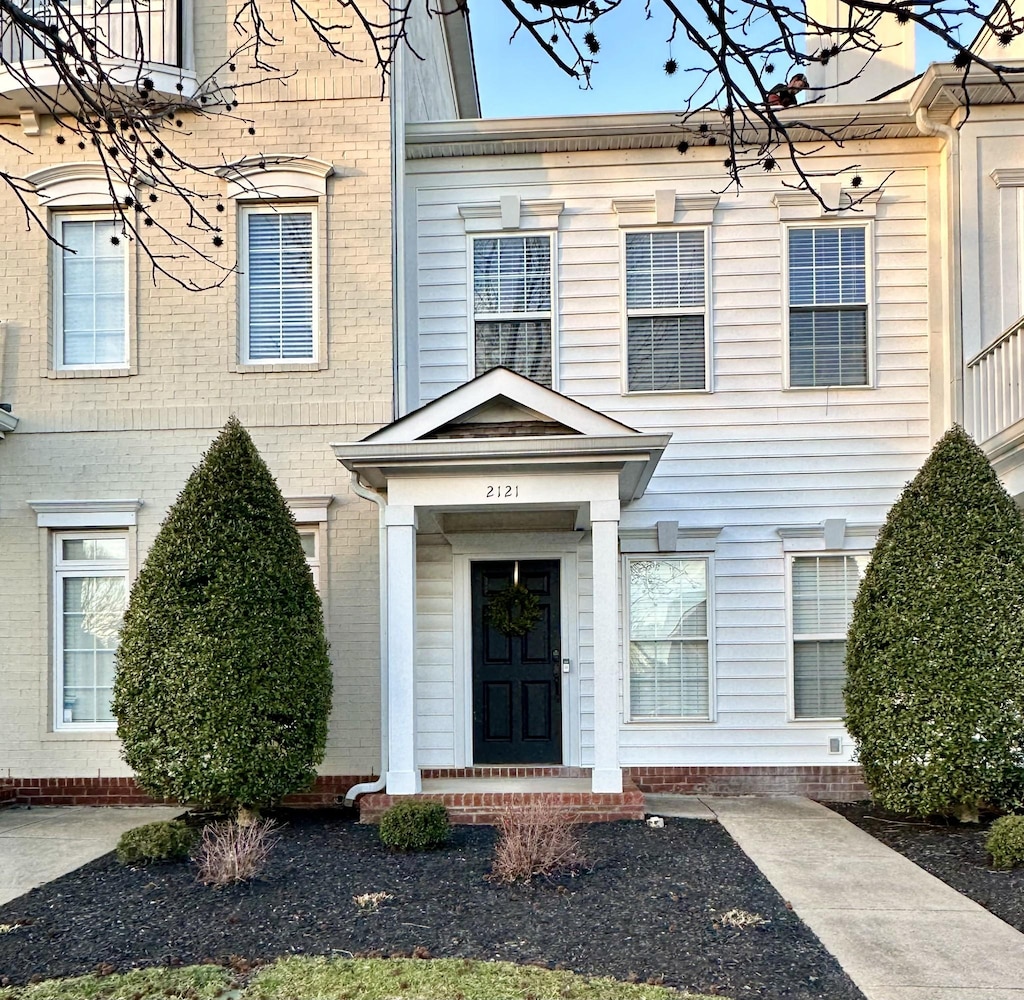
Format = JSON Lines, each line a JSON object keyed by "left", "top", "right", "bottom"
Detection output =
{"left": 472, "top": 560, "right": 561, "bottom": 764}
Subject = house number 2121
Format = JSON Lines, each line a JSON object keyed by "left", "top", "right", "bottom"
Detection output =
{"left": 485, "top": 485, "right": 519, "bottom": 498}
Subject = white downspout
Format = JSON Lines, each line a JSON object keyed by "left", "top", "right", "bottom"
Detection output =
{"left": 342, "top": 471, "right": 389, "bottom": 805}
{"left": 915, "top": 106, "right": 964, "bottom": 430}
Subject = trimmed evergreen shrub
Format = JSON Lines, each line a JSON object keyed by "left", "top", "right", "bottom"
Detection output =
{"left": 986, "top": 815, "right": 1024, "bottom": 869}
{"left": 116, "top": 819, "right": 195, "bottom": 864}
{"left": 378, "top": 800, "right": 451, "bottom": 851}
{"left": 844, "top": 425, "right": 1024, "bottom": 820}
{"left": 112, "top": 417, "right": 332, "bottom": 813}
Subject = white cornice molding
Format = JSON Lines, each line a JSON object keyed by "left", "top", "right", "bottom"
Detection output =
{"left": 28, "top": 498, "right": 144, "bottom": 528}
{"left": 773, "top": 188, "right": 882, "bottom": 221}
{"left": 991, "top": 167, "right": 1024, "bottom": 188}
{"left": 217, "top": 156, "right": 335, "bottom": 200}
{"left": 285, "top": 495, "right": 335, "bottom": 523}
{"left": 613, "top": 193, "right": 719, "bottom": 227}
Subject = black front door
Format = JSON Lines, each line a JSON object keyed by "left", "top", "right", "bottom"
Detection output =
{"left": 472, "top": 560, "right": 561, "bottom": 765}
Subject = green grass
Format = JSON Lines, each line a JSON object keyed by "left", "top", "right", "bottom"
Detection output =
{"left": 0, "top": 957, "right": 722, "bottom": 1000}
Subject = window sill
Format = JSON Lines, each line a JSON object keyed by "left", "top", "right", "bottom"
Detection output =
{"left": 624, "top": 717, "right": 715, "bottom": 726}
{"left": 784, "top": 383, "right": 872, "bottom": 391}
{"left": 624, "top": 387, "right": 711, "bottom": 396}
{"left": 43, "top": 729, "right": 118, "bottom": 741}
{"left": 231, "top": 360, "right": 326, "bottom": 373}
{"left": 47, "top": 367, "right": 134, "bottom": 379}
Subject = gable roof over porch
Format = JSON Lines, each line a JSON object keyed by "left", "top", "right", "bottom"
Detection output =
{"left": 332, "top": 368, "right": 671, "bottom": 502}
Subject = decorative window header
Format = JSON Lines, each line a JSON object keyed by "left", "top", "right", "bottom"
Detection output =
{"left": 25, "top": 163, "right": 131, "bottom": 208}
{"left": 217, "top": 156, "right": 334, "bottom": 200}
{"left": 458, "top": 196, "right": 564, "bottom": 232}
{"left": 773, "top": 186, "right": 881, "bottom": 222}
{"left": 613, "top": 191, "right": 719, "bottom": 228}
{"left": 29, "top": 498, "right": 144, "bottom": 528}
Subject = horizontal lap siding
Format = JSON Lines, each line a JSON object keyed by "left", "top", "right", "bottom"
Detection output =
{"left": 415, "top": 535, "right": 456, "bottom": 765}
{"left": 407, "top": 141, "right": 937, "bottom": 767}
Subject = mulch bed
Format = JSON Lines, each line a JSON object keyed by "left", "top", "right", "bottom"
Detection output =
{"left": 0, "top": 809, "right": 863, "bottom": 999}
{"left": 827, "top": 801, "right": 1024, "bottom": 934}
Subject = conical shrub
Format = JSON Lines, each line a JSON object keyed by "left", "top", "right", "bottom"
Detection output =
{"left": 844, "top": 425, "right": 1024, "bottom": 818}
{"left": 112, "top": 417, "right": 332, "bottom": 811}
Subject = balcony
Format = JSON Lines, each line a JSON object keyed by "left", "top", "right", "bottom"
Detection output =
{"left": 0, "top": 0, "right": 192, "bottom": 110}
{"left": 966, "top": 315, "right": 1024, "bottom": 498}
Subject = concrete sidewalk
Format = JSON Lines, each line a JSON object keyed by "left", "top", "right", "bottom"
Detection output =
{"left": 0, "top": 805, "right": 182, "bottom": 906}
{"left": 648, "top": 794, "right": 1024, "bottom": 1000}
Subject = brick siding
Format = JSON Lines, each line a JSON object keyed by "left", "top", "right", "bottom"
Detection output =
{"left": 629, "top": 765, "right": 869, "bottom": 801}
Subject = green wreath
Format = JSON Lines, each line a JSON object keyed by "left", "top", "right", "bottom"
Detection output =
{"left": 486, "top": 583, "right": 542, "bottom": 637}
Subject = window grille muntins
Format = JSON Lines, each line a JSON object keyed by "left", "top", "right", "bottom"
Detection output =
{"left": 472, "top": 235, "right": 552, "bottom": 386}
{"left": 54, "top": 533, "right": 129, "bottom": 729}
{"left": 788, "top": 227, "right": 868, "bottom": 387}
{"left": 628, "top": 557, "right": 710, "bottom": 719}
{"left": 242, "top": 208, "right": 315, "bottom": 362}
{"left": 625, "top": 230, "right": 707, "bottom": 392}
{"left": 56, "top": 216, "right": 127, "bottom": 369}
{"left": 791, "top": 554, "right": 867, "bottom": 719}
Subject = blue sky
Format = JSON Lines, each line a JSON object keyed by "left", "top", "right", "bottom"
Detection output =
{"left": 471, "top": 2, "right": 957, "bottom": 118}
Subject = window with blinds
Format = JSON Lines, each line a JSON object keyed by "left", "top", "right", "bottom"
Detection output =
{"left": 628, "top": 557, "right": 710, "bottom": 720}
{"left": 242, "top": 208, "right": 315, "bottom": 362}
{"left": 56, "top": 216, "right": 127, "bottom": 369}
{"left": 625, "top": 230, "right": 707, "bottom": 392}
{"left": 788, "top": 227, "right": 868, "bottom": 387}
{"left": 791, "top": 554, "right": 868, "bottom": 719}
{"left": 472, "top": 235, "right": 552, "bottom": 386}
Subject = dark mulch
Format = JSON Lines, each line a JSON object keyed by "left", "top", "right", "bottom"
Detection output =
{"left": 0, "top": 809, "right": 863, "bottom": 999}
{"left": 827, "top": 801, "right": 1024, "bottom": 934}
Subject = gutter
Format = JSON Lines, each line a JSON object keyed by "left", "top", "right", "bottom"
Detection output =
{"left": 341, "top": 472, "right": 390, "bottom": 806}
{"left": 914, "top": 106, "right": 964, "bottom": 428}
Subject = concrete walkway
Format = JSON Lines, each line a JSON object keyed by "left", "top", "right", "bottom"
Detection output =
{"left": 648, "top": 794, "right": 1024, "bottom": 1000}
{"left": 0, "top": 805, "right": 182, "bottom": 906}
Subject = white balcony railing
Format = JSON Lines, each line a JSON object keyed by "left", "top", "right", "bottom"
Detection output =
{"left": 967, "top": 316, "right": 1024, "bottom": 444}
{"left": 0, "top": 0, "right": 180, "bottom": 70}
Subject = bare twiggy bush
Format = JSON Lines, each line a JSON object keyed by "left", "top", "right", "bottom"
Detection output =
{"left": 195, "top": 818, "right": 278, "bottom": 886}
{"left": 489, "top": 798, "right": 585, "bottom": 883}
{"left": 715, "top": 908, "right": 769, "bottom": 930}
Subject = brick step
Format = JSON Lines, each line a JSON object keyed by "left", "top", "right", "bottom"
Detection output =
{"left": 358, "top": 775, "right": 646, "bottom": 825}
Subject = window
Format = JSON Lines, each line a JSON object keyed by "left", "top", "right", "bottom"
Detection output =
{"left": 54, "top": 533, "right": 129, "bottom": 729}
{"left": 628, "top": 557, "right": 710, "bottom": 720}
{"left": 55, "top": 215, "right": 127, "bottom": 369}
{"left": 788, "top": 227, "right": 868, "bottom": 387}
{"left": 240, "top": 207, "right": 316, "bottom": 362}
{"left": 298, "top": 528, "right": 320, "bottom": 592}
{"left": 472, "top": 235, "right": 552, "bottom": 386}
{"left": 791, "top": 554, "right": 867, "bottom": 719}
{"left": 625, "top": 231, "right": 707, "bottom": 391}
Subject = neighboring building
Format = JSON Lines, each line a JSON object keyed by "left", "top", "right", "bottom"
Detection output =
{"left": 0, "top": 0, "right": 477, "bottom": 803}
{"left": 3, "top": 1, "right": 1024, "bottom": 816}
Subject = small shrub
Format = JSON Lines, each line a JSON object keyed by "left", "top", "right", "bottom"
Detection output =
{"left": 986, "top": 815, "right": 1024, "bottom": 869}
{"left": 378, "top": 800, "right": 450, "bottom": 851}
{"left": 715, "top": 908, "right": 769, "bottom": 929}
{"left": 116, "top": 819, "right": 194, "bottom": 864}
{"left": 195, "top": 818, "right": 278, "bottom": 885}
{"left": 353, "top": 891, "right": 393, "bottom": 911}
{"left": 489, "top": 798, "right": 584, "bottom": 883}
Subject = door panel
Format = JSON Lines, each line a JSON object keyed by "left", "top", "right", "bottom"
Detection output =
{"left": 472, "top": 560, "right": 561, "bottom": 764}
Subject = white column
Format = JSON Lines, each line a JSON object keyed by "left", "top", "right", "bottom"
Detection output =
{"left": 384, "top": 505, "right": 421, "bottom": 795}
{"left": 590, "top": 500, "right": 622, "bottom": 793}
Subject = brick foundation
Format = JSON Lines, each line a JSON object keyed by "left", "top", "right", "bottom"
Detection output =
{"left": 628, "top": 765, "right": 869, "bottom": 801}
{"left": 358, "top": 773, "right": 647, "bottom": 825}
{"left": 0, "top": 775, "right": 375, "bottom": 808}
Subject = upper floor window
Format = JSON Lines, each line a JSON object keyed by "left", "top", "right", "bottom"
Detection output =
{"left": 788, "top": 227, "right": 868, "bottom": 387}
{"left": 472, "top": 235, "right": 552, "bottom": 387}
{"left": 791, "top": 553, "right": 867, "bottom": 719}
{"left": 627, "top": 557, "right": 711, "bottom": 720}
{"left": 55, "top": 215, "right": 127, "bottom": 370}
{"left": 240, "top": 206, "right": 316, "bottom": 363}
{"left": 54, "top": 532, "right": 129, "bottom": 730}
{"left": 625, "top": 230, "right": 707, "bottom": 391}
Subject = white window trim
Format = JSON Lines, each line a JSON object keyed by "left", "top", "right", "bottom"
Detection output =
{"left": 467, "top": 231, "right": 558, "bottom": 388}
{"left": 238, "top": 203, "right": 320, "bottom": 366}
{"left": 781, "top": 220, "right": 875, "bottom": 391}
{"left": 620, "top": 226, "right": 713, "bottom": 395}
{"left": 623, "top": 553, "right": 716, "bottom": 725}
{"left": 52, "top": 211, "right": 131, "bottom": 373}
{"left": 52, "top": 531, "right": 130, "bottom": 733}
{"left": 287, "top": 495, "right": 333, "bottom": 606}
{"left": 785, "top": 550, "right": 868, "bottom": 723}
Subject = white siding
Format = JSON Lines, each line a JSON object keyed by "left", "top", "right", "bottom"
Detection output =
{"left": 405, "top": 135, "right": 942, "bottom": 768}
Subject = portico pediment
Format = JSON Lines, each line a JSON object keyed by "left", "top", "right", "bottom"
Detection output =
{"left": 332, "top": 368, "right": 671, "bottom": 502}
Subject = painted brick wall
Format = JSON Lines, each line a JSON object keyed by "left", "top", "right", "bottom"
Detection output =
{"left": 0, "top": 0, "right": 397, "bottom": 780}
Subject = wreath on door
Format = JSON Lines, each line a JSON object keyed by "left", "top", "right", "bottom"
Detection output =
{"left": 486, "top": 582, "right": 542, "bottom": 637}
